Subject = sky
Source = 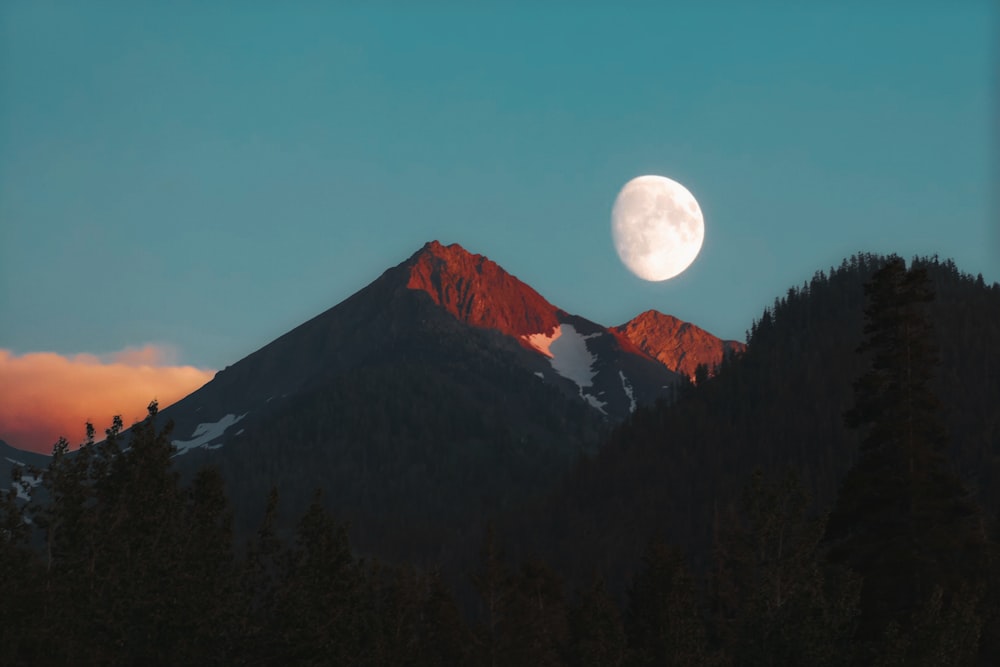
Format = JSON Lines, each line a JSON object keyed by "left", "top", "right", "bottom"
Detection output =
{"left": 1, "top": 3, "right": 997, "bottom": 451}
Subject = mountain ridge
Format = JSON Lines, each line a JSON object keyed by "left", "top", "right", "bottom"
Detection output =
{"left": 2, "top": 241, "right": 739, "bottom": 459}
{"left": 148, "top": 240, "right": 742, "bottom": 452}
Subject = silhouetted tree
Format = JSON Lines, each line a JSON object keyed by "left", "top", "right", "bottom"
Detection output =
{"left": 268, "top": 491, "right": 365, "bottom": 665}
{"left": 627, "top": 540, "right": 712, "bottom": 667}
{"left": 415, "top": 570, "right": 472, "bottom": 667}
{"left": 0, "top": 470, "right": 41, "bottom": 664}
{"left": 472, "top": 524, "right": 514, "bottom": 667}
{"left": 505, "top": 558, "right": 570, "bottom": 667}
{"left": 714, "top": 470, "right": 859, "bottom": 667}
{"left": 826, "top": 257, "right": 987, "bottom": 660}
{"left": 568, "top": 576, "right": 626, "bottom": 667}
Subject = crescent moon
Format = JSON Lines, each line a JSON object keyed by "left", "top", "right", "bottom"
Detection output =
{"left": 611, "top": 175, "right": 705, "bottom": 281}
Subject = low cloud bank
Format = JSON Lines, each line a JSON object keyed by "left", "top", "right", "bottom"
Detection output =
{"left": 0, "top": 345, "right": 215, "bottom": 454}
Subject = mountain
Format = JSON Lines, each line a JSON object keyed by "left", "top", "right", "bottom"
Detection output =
{"left": 6, "top": 247, "right": 997, "bottom": 663}
{"left": 116, "top": 240, "right": 735, "bottom": 566}
{"left": 614, "top": 309, "right": 744, "bottom": 379}
{"left": 402, "top": 241, "right": 693, "bottom": 416}
{"left": 159, "top": 241, "right": 703, "bottom": 459}
{"left": 0, "top": 240, "right": 743, "bottom": 568}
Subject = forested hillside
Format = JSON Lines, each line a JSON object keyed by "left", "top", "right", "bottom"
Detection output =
{"left": 2, "top": 253, "right": 998, "bottom": 664}
{"left": 517, "top": 254, "right": 1000, "bottom": 585}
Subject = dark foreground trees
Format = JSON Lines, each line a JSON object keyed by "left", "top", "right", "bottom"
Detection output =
{"left": 1, "top": 404, "right": 237, "bottom": 664}
{"left": 0, "top": 256, "right": 996, "bottom": 664}
{"left": 0, "top": 402, "right": 993, "bottom": 664}
{"left": 826, "top": 257, "right": 991, "bottom": 664}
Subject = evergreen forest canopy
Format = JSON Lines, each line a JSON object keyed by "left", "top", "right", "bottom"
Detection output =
{"left": 1, "top": 252, "right": 999, "bottom": 665}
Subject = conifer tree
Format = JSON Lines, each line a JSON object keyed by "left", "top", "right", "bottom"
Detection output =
{"left": 626, "top": 540, "right": 711, "bottom": 667}
{"left": 269, "top": 491, "right": 365, "bottom": 665}
{"left": 235, "top": 486, "right": 285, "bottom": 664}
{"left": 171, "top": 466, "right": 238, "bottom": 663}
{"left": 0, "top": 472, "right": 41, "bottom": 664}
{"left": 713, "top": 470, "right": 859, "bottom": 667}
{"left": 825, "top": 257, "right": 986, "bottom": 652}
{"left": 414, "top": 571, "right": 471, "bottom": 667}
{"left": 25, "top": 405, "right": 244, "bottom": 665}
{"left": 567, "top": 576, "right": 626, "bottom": 667}
{"left": 472, "top": 524, "right": 513, "bottom": 667}
{"left": 505, "top": 558, "right": 570, "bottom": 667}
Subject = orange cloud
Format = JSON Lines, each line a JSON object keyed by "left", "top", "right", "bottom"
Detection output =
{"left": 0, "top": 345, "right": 215, "bottom": 454}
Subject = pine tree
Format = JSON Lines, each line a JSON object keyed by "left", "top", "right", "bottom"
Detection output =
{"left": 567, "top": 576, "right": 626, "bottom": 667}
{"left": 505, "top": 558, "right": 570, "bottom": 667}
{"left": 25, "top": 405, "right": 244, "bottom": 665}
{"left": 626, "top": 540, "right": 711, "bottom": 667}
{"left": 171, "top": 466, "right": 238, "bottom": 663}
{"left": 414, "top": 570, "right": 471, "bottom": 667}
{"left": 713, "top": 469, "right": 859, "bottom": 667}
{"left": 472, "top": 524, "right": 513, "bottom": 667}
{"left": 90, "top": 402, "right": 190, "bottom": 665}
{"left": 825, "top": 257, "right": 986, "bottom": 652}
{"left": 269, "top": 491, "right": 365, "bottom": 666}
{"left": 0, "top": 470, "right": 42, "bottom": 664}
{"left": 364, "top": 560, "right": 426, "bottom": 666}
{"left": 235, "top": 486, "right": 285, "bottom": 665}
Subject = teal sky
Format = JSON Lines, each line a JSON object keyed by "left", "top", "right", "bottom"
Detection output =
{"left": 2, "top": 3, "right": 997, "bottom": 369}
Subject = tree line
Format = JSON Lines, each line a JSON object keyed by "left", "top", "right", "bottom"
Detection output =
{"left": 1, "top": 255, "right": 996, "bottom": 665}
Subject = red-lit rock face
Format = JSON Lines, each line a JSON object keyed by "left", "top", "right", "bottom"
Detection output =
{"left": 405, "top": 241, "right": 561, "bottom": 339}
{"left": 405, "top": 242, "right": 741, "bottom": 381}
{"left": 613, "top": 310, "right": 745, "bottom": 379}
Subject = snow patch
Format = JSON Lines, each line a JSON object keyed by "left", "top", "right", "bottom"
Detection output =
{"left": 12, "top": 472, "right": 41, "bottom": 502}
{"left": 526, "top": 324, "right": 609, "bottom": 413}
{"left": 548, "top": 324, "right": 607, "bottom": 413}
{"left": 584, "top": 394, "right": 607, "bottom": 414}
{"left": 549, "top": 324, "right": 598, "bottom": 389}
{"left": 6, "top": 458, "right": 41, "bottom": 502}
{"left": 523, "top": 326, "right": 562, "bottom": 358}
{"left": 534, "top": 372, "right": 544, "bottom": 379}
{"left": 172, "top": 413, "right": 248, "bottom": 456}
{"left": 619, "top": 371, "right": 637, "bottom": 413}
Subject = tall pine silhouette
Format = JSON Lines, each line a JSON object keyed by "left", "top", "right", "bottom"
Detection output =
{"left": 825, "top": 257, "right": 985, "bottom": 659}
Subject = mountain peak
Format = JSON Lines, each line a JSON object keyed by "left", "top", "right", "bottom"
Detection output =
{"left": 614, "top": 310, "right": 744, "bottom": 379}
{"left": 628, "top": 309, "right": 685, "bottom": 330}
{"left": 416, "top": 239, "right": 477, "bottom": 261}
{"left": 404, "top": 240, "right": 560, "bottom": 339}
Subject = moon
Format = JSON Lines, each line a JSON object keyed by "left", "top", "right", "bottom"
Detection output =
{"left": 611, "top": 175, "right": 705, "bottom": 281}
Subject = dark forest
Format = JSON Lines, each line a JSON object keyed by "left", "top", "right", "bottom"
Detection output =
{"left": 2, "top": 254, "right": 998, "bottom": 666}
